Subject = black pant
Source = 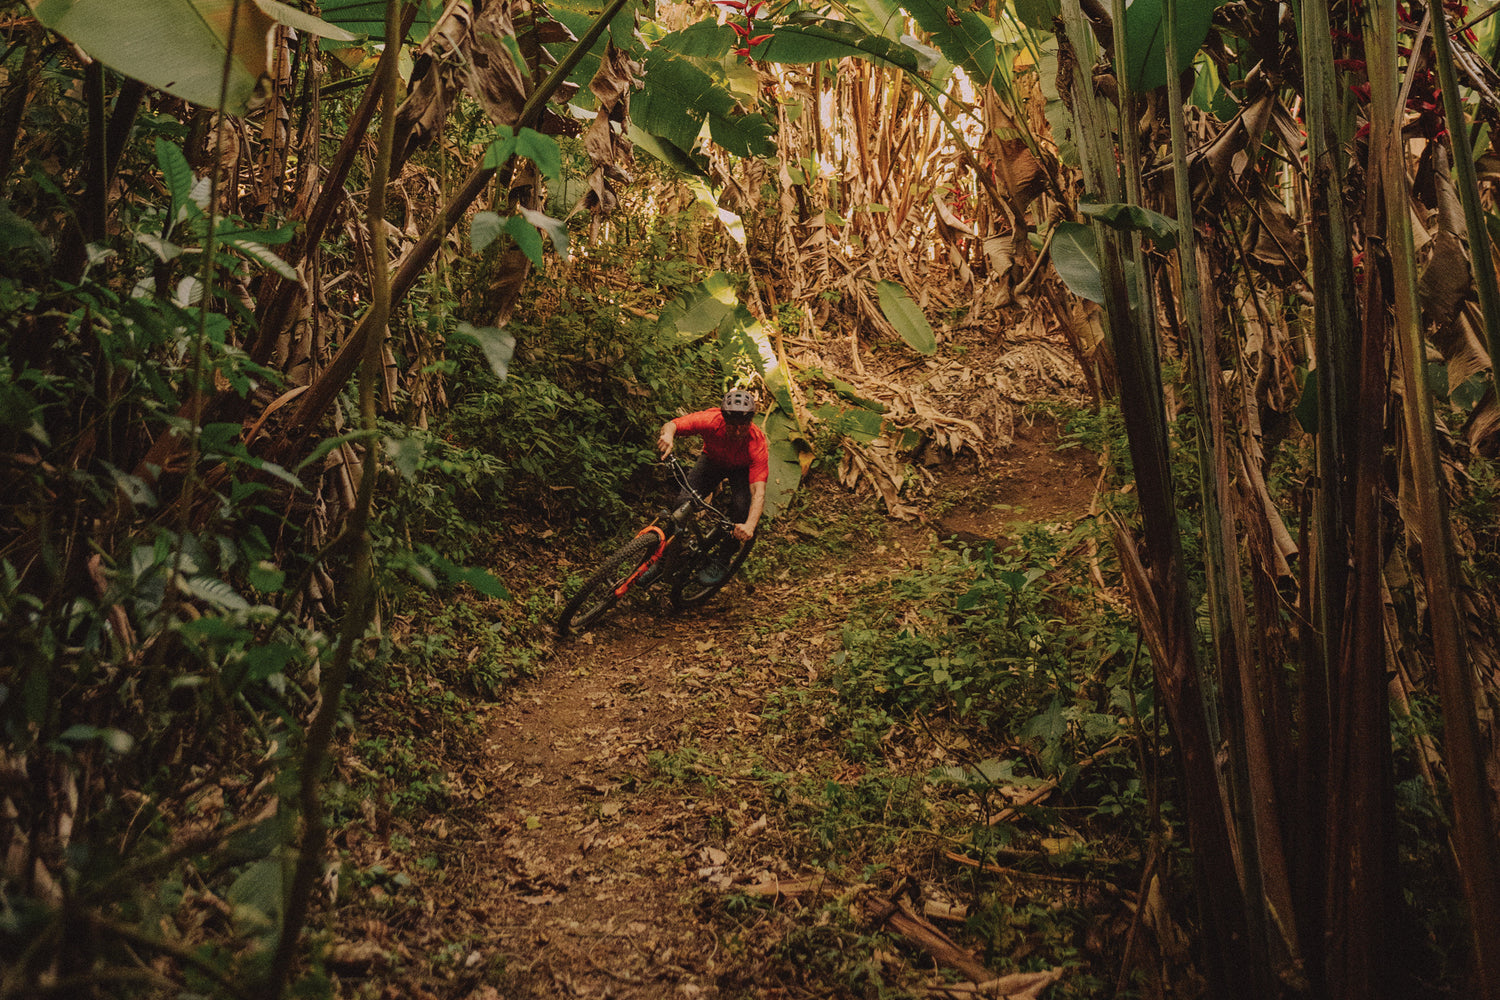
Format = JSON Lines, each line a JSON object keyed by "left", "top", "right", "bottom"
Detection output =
{"left": 679, "top": 456, "right": 750, "bottom": 524}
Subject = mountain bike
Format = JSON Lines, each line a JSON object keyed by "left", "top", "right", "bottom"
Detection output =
{"left": 556, "top": 458, "right": 756, "bottom": 636}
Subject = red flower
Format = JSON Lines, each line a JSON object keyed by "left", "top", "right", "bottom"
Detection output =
{"left": 748, "top": 33, "right": 772, "bottom": 46}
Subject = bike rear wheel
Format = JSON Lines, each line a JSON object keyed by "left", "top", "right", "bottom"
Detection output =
{"left": 670, "top": 529, "right": 754, "bottom": 609}
{"left": 558, "top": 532, "right": 660, "bottom": 636}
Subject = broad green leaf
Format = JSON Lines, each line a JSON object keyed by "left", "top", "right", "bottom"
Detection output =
{"left": 659, "top": 272, "right": 739, "bottom": 339}
{"left": 0, "top": 203, "right": 49, "bottom": 261}
{"left": 427, "top": 552, "right": 511, "bottom": 599}
{"left": 33, "top": 0, "right": 356, "bottom": 114}
{"left": 1123, "top": 0, "right": 1218, "bottom": 91}
{"left": 515, "top": 129, "right": 562, "bottom": 183}
{"left": 875, "top": 279, "right": 937, "bottom": 355}
{"left": 627, "top": 124, "right": 710, "bottom": 178}
{"left": 453, "top": 321, "right": 516, "bottom": 380}
{"left": 471, "top": 211, "right": 504, "bottom": 254}
{"left": 179, "top": 575, "right": 250, "bottom": 612}
{"left": 155, "top": 141, "right": 197, "bottom": 226}
{"left": 384, "top": 435, "right": 427, "bottom": 482}
{"left": 318, "top": 0, "right": 442, "bottom": 41}
{"left": 815, "top": 403, "right": 884, "bottom": 442}
{"left": 227, "top": 857, "right": 284, "bottom": 943}
{"left": 706, "top": 111, "right": 776, "bottom": 160}
{"left": 844, "top": 0, "right": 907, "bottom": 40}
{"left": 756, "top": 19, "right": 919, "bottom": 71}
{"left": 221, "top": 235, "right": 299, "bottom": 279}
{"left": 246, "top": 562, "right": 286, "bottom": 594}
{"left": 1079, "top": 201, "right": 1178, "bottom": 249}
{"left": 173, "top": 277, "right": 204, "bottom": 308}
{"left": 900, "top": 0, "right": 1000, "bottom": 87}
{"left": 634, "top": 48, "right": 777, "bottom": 159}
{"left": 685, "top": 176, "right": 746, "bottom": 245}
{"left": 547, "top": 0, "right": 645, "bottom": 99}
{"left": 135, "top": 232, "right": 184, "bottom": 262}
{"left": 1049, "top": 222, "right": 1105, "bottom": 303}
{"left": 760, "top": 409, "right": 805, "bottom": 520}
{"left": 1451, "top": 372, "right": 1489, "bottom": 411}
{"left": 502, "top": 215, "right": 545, "bottom": 267}
{"left": 517, "top": 205, "right": 569, "bottom": 261}
{"left": 654, "top": 18, "right": 736, "bottom": 57}
{"left": 293, "top": 430, "right": 377, "bottom": 474}
{"left": 483, "top": 133, "right": 519, "bottom": 170}
{"left": 242, "top": 642, "right": 297, "bottom": 682}
{"left": 1023, "top": 698, "right": 1068, "bottom": 772}
{"left": 256, "top": 0, "right": 360, "bottom": 40}
{"left": 1013, "top": 0, "right": 1061, "bottom": 30}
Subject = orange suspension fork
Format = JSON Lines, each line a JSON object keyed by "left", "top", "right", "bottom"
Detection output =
{"left": 616, "top": 525, "right": 669, "bottom": 596}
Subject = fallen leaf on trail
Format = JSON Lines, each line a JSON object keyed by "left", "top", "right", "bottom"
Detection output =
{"left": 327, "top": 940, "right": 390, "bottom": 972}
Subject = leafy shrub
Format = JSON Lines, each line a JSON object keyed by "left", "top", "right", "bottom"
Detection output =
{"left": 437, "top": 264, "right": 720, "bottom": 531}
{"left": 831, "top": 531, "right": 1138, "bottom": 761}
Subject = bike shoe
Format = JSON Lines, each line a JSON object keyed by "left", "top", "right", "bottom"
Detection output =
{"left": 697, "top": 553, "right": 733, "bottom": 586}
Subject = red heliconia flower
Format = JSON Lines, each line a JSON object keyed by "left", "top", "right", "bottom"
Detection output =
{"left": 734, "top": 46, "right": 751, "bottom": 55}
{"left": 730, "top": 20, "right": 751, "bottom": 36}
{"left": 715, "top": 1, "right": 749, "bottom": 9}
{"left": 748, "top": 33, "right": 772, "bottom": 46}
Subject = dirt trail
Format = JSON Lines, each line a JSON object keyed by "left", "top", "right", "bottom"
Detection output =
{"left": 434, "top": 419, "right": 1099, "bottom": 999}
{"left": 346, "top": 417, "right": 1102, "bottom": 999}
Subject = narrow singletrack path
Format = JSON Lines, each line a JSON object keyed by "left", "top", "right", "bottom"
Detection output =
{"left": 335, "top": 417, "right": 1102, "bottom": 999}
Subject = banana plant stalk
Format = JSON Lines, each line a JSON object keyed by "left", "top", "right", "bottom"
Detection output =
{"left": 1427, "top": 0, "right": 1500, "bottom": 394}
{"left": 1162, "top": 0, "right": 1294, "bottom": 985}
{"left": 1055, "top": 1, "right": 1255, "bottom": 995}
{"left": 1375, "top": 5, "right": 1500, "bottom": 996}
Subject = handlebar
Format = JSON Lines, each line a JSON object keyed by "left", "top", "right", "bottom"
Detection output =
{"left": 662, "top": 455, "right": 736, "bottom": 531}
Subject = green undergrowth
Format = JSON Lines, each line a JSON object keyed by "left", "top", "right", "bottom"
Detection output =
{"left": 700, "top": 499, "right": 1162, "bottom": 998}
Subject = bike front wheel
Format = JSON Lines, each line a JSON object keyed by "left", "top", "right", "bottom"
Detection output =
{"left": 558, "top": 532, "right": 660, "bottom": 636}
{"left": 670, "top": 529, "right": 754, "bottom": 609}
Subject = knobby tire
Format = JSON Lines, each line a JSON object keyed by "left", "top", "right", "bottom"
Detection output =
{"left": 557, "top": 532, "right": 659, "bottom": 636}
{"left": 670, "top": 531, "right": 754, "bottom": 609}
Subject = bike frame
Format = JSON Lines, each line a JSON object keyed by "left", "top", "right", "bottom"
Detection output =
{"left": 614, "top": 458, "right": 736, "bottom": 598}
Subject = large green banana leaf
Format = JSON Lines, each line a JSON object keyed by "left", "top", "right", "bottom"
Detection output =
{"left": 30, "top": 0, "right": 358, "bottom": 114}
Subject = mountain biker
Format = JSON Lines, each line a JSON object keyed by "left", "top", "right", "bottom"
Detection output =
{"left": 655, "top": 389, "right": 768, "bottom": 585}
